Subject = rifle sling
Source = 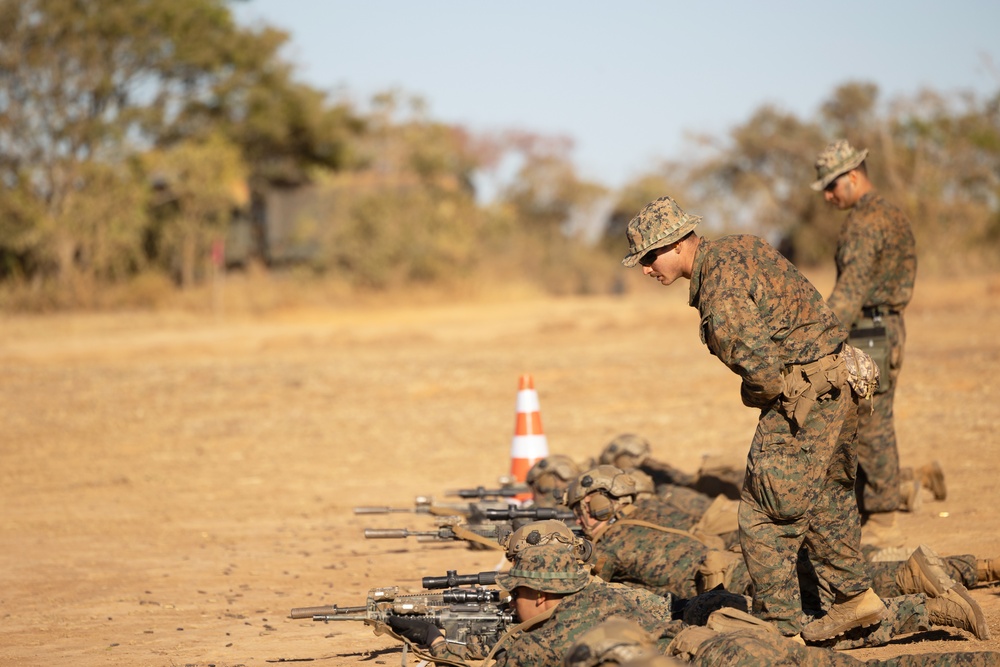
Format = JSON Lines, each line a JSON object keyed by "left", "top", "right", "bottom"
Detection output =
{"left": 450, "top": 524, "right": 503, "bottom": 550}
{"left": 614, "top": 518, "right": 721, "bottom": 549}
{"left": 375, "top": 625, "right": 474, "bottom": 667}
{"left": 482, "top": 605, "right": 557, "bottom": 667}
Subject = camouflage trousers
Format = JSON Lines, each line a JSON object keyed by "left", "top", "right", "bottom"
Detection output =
{"left": 739, "top": 385, "right": 870, "bottom": 635}
{"left": 855, "top": 315, "right": 905, "bottom": 514}
{"left": 691, "top": 623, "right": 1000, "bottom": 666}
{"left": 815, "top": 593, "right": 942, "bottom": 650}
{"left": 868, "top": 554, "right": 979, "bottom": 597}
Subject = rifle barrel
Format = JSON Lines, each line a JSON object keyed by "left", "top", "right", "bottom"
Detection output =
{"left": 364, "top": 528, "right": 415, "bottom": 539}
{"left": 290, "top": 604, "right": 366, "bottom": 619}
{"left": 353, "top": 506, "right": 414, "bottom": 514}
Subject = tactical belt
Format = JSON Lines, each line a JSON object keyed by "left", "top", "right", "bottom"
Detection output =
{"left": 861, "top": 305, "right": 900, "bottom": 319}
{"left": 850, "top": 326, "right": 887, "bottom": 339}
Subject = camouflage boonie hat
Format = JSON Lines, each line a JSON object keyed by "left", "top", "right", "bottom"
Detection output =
{"left": 811, "top": 139, "right": 869, "bottom": 191}
{"left": 496, "top": 543, "right": 590, "bottom": 594}
{"left": 564, "top": 617, "right": 656, "bottom": 667}
{"left": 622, "top": 196, "right": 702, "bottom": 268}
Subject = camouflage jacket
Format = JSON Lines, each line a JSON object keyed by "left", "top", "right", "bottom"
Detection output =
{"left": 632, "top": 492, "right": 702, "bottom": 531}
{"left": 491, "top": 580, "right": 680, "bottom": 667}
{"left": 828, "top": 191, "right": 917, "bottom": 329}
{"left": 591, "top": 505, "right": 709, "bottom": 599}
{"left": 690, "top": 627, "right": 1000, "bottom": 666}
{"left": 688, "top": 235, "right": 847, "bottom": 408}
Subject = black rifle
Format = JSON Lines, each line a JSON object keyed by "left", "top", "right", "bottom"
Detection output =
{"left": 422, "top": 570, "right": 499, "bottom": 589}
{"left": 482, "top": 507, "right": 576, "bottom": 522}
{"left": 444, "top": 485, "right": 530, "bottom": 499}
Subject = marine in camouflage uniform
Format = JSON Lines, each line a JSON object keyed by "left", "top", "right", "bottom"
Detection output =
{"left": 681, "top": 625, "right": 1000, "bottom": 667}
{"left": 623, "top": 196, "right": 882, "bottom": 640}
{"left": 488, "top": 543, "right": 682, "bottom": 667}
{"left": 600, "top": 433, "right": 743, "bottom": 501}
{"left": 564, "top": 465, "right": 747, "bottom": 600}
{"left": 812, "top": 140, "right": 918, "bottom": 535}
{"left": 566, "top": 612, "right": 999, "bottom": 667}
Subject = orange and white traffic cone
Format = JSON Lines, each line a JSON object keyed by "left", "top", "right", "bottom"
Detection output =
{"left": 510, "top": 374, "right": 549, "bottom": 500}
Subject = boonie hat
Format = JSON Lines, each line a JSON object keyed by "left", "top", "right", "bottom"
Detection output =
{"left": 622, "top": 196, "right": 702, "bottom": 267}
{"left": 496, "top": 543, "right": 590, "bottom": 594}
{"left": 811, "top": 139, "right": 869, "bottom": 191}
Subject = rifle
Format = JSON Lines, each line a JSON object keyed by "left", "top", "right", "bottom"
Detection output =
{"left": 481, "top": 507, "right": 576, "bottom": 522}
{"left": 444, "top": 485, "right": 530, "bottom": 500}
{"left": 364, "top": 519, "right": 505, "bottom": 550}
{"left": 422, "top": 570, "right": 498, "bottom": 589}
{"left": 354, "top": 495, "right": 516, "bottom": 522}
{"left": 290, "top": 584, "right": 514, "bottom": 661}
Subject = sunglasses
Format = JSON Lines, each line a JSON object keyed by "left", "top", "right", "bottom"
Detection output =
{"left": 638, "top": 246, "right": 667, "bottom": 267}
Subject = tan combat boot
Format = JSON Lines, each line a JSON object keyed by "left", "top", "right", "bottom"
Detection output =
{"left": 898, "top": 478, "right": 923, "bottom": 512}
{"left": 860, "top": 512, "right": 905, "bottom": 549}
{"left": 976, "top": 556, "right": 1000, "bottom": 585}
{"left": 801, "top": 588, "right": 888, "bottom": 642}
{"left": 894, "top": 544, "right": 955, "bottom": 596}
{"left": 925, "top": 584, "right": 991, "bottom": 640}
{"left": 916, "top": 461, "right": 947, "bottom": 501}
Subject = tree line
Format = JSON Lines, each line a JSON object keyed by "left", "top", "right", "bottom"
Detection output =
{"left": 2, "top": 0, "right": 998, "bottom": 309}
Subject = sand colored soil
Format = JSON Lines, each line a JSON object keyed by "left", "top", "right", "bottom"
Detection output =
{"left": 2, "top": 271, "right": 1000, "bottom": 666}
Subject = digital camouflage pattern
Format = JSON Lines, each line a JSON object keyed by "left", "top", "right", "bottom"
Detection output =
{"left": 867, "top": 553, "right": 979, "bottom": 598}
{"left": 810, "top": 592, "right": 959, "bottom": 650}
{"left": 621, "top": 196, "right": 702, "bottom": 268}
{"left": 630, "top": 488, "right": 704, "bottom": 532}
{"left": 827, "top": 192, "right": 916, "bottom": 329}
{"left": 828, "top": 191, "right": 917, "bottom": 515}
{"left": 687, "top": 234, "right": 870, "bottom": 635}
{"left": 489, "top": 580, "right": 682, "bottom": 667}
{"left": 496, "top": 544, "right": 590, "bottom": 595}
{"left": 651, "top": 484, "right": 714, "bottom": 525}
{"left": 810, "top": 139, "right": 869, "bottom": 191}
{"left": 681, "top": 591, "right": 984, "bottom": 652}
{"left": 689, "top": 627, "right": 1000, "bottom": 666}
{"left": 589, "top": 508, "right": 713, "bottom": 599}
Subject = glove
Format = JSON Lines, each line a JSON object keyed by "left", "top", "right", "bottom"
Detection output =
{"left": 387, "top": 616, "right": 443, "bottom": 647}
{"left": 740, "top": 379, "right": 777, "bottom": 410}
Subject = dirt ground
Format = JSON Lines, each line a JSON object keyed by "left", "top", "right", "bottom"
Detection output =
{"left": 3, "top": 269, "right": 1000, "bottom": 667}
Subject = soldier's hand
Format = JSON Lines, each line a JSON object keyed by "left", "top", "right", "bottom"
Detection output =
{"left": 387, "top": 616, "right": 443, "bottom": 647}
{"left": 740, "top": 379, "right": 776, "bottom": 410}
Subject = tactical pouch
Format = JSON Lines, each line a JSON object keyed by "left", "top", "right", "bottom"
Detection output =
{"left": 849, "top": 324, "right": 889, "bottom": 394}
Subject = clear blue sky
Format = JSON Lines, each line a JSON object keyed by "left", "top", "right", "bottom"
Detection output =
{"left": 233, "top": 1, "right": 1000, "bottom": 190}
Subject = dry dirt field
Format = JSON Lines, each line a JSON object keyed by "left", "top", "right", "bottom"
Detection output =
{"left": 3, "top": 270, "right": 1000, "bottom": 666}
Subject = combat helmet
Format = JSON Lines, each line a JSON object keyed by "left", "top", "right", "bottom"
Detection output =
{"left": 564, "top": 465, "right": 639, "bottom": 508}
{"left": 599, "top": 434, "right": 651, "bottom": 469}
{"left": 501, "top": 519, "right": 593, "bottom": 563}
{"left": 527, "top": 455, "right": 581, "bottom": 506}
{"left": 564, "top": 617, "right": 658, "bottom": 667}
